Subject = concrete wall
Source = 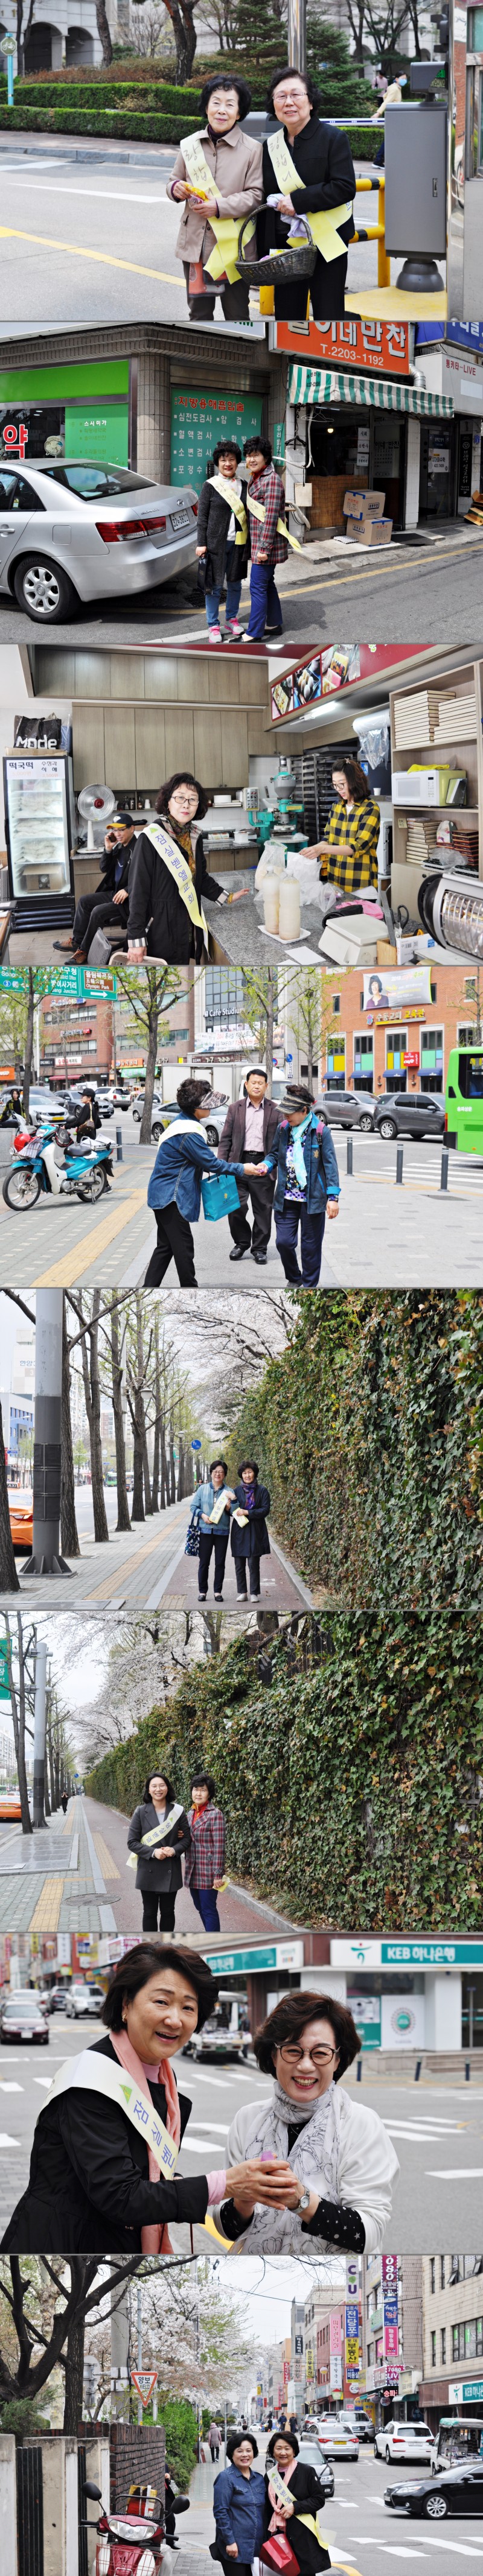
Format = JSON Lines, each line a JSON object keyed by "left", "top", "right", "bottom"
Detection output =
{"left": 0, "top": 2437, "right": 17, "bottom": 2576}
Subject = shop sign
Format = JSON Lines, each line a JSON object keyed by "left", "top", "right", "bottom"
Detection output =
{"left": 383, "top": 1940, "right": 483, "bottom": 1965}
{"left": 449, "top": 2379, "right": 483, "bottom": 2403}
{"left": 441, "top": 352, "right": 483, "bottom": 411}
{"left": 386, "top": 2365, "right": 400, "bottom": 2387}
{"left": 403, "top": 1050, "right": 420, "bottom": 1068}
{"left": 330, "top": 2317, "right": 342, "bottom": 2355}
{"left": 330, "top": 2358, "right": 343, "bottom": 2390}
{"left": 170, "top": 387, "right": 263, "bottom": 492}
{"left": 272, "top": 320, "right": 410, "bottom": 375}
{"left": 446, "top": 321, "right": 483, "bottom": 355}
{"left": 0, "top": 1648, "right": 10, "bottom": 1699}
{"left": 202, "top": 1942, "right": 304, "bottom": 1973}
{"left": 363, "top": 967, "right": 432, "bottom": 1010}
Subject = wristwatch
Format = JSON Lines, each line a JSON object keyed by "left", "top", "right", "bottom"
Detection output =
{"left": 298, "top": 2186, "right": 312, "bottom": 2212}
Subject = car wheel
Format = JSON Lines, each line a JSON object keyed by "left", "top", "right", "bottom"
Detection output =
{"left": 13, "top": 556, "right": 80, "bottom": 622}
{"left": 206, "top": 1124, "right": 219, "bottom": 1145}
{"left": 152, "top": 1123, "right": 162, "bottom": 1141}
{"left": 424, "top": 2496, "right": 448, "bottom": 2519}
{"left": 385, "top": 2448, "right": 392, "bottom": 2464}
{"left": 359, "top": 1114, "right": 374, "bottom": 1132}
{"left": 379, "top": 1117, "right": 398, "bottom": 1140}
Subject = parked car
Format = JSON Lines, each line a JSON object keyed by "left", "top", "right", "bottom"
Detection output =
{"left": 0, "top": 457, "right": 199, "bottom": 623}
{"left": 40, "top": 1983, "right": 73, "bottom": 2013}
{"left": 112, "top": 1087, "right": 132, "bottom": 1110}
{"left": 315, "top": 2419, "right": 359, "bottom": 2460}
{"left": 0, "top": 1789, "right": 23, "bottom": 1821}
{"left": 94, "top": 1090, "right": 115, "bottom": 1119}
{"left": 8, "top": 1491, "right": 33, "bottom": 1552}
{"left": 65, "top": 1982, "right": 106, "bottom": 2017}
{"left": 0, "top": 1991, "right": 50, "bottom": 2043}
{"left": 373, "top": 1093, "right": 445, "bottom": 1142}
{"left": 298, "top": 2444, "right": 335, "bottom": 2498}
{"left": 339, "top": 2409, "right": 374, "bottom": 2445}
{"left": 316, "top": 1089, "right": 377, "bottom": 1132}
{"left": 384, "top": 2465, "right": 483, "bottom": 2518}
{"left": 375, "top": 2423, "right": 432, "bottom": 2464}
{"left": 132, "top": 1087, "right": 165, "bottom": 1125}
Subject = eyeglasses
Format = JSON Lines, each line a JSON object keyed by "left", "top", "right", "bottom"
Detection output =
{"left": 279, "top": 2043, "right": 337, "bottom": 2068}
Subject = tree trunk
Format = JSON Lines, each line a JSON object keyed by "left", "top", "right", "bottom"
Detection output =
{"left": 4, "top": 1616, "right": 31, "bottom": 1831}
{"left": 43, "top": 1701, "right": 51, "bottom": 1816}
{"left": 151, "top": 1311, "right": 161, "bottom": 1511}
{"left": 0, "top": 1404, "right": 20, "bottom": 1593}
{"left": 16, "top": 0, "right": 36, "bottom": 75}
{"left": 177, "top": 1439, "right": 184, "bottom": 1501}
{"left": 169, "top": 1426, "right": 176, "bottom": 1505}
{"left": 47, "top": 1712, "right": 56, "bottom": 1813}
{"left": 152, "top": 1410, "right": 160, "bottom": 1512}
{"left": 110, "top": 1300, "right": 131, "bottom": 1535}
{"left": 128, "top": 1392, "right": 145, "bottom": 1523}
{"left": 162, "top": 0, "right": 196, "bottom": 77}
{"left": 94, "top": 0, "right": 113, "bottom": 65}
{"left": 78, "top": 1296, "right": 109, "bottom": 1544}
{"left": 136, "top": 1296, "right": 152, "bottom": 1515}
{"left": 22, "top": 971, "right": 35, "bottom": 1123}
{"left": 139, "top": 988, "right": 158, "bottom": 1144}
{"left": 265, "top": 971, "right": 275, "bottom": 1087}
{"left": 63, "top": 2305, "right": 86, "bottom": 2432}
{"left": 160, "top": 1418, "right": 169, "bottom": 1509}
{"left": 61, "top": 1305, "right": 80, "bottom": 1559}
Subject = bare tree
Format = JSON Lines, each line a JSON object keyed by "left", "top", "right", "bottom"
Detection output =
{"left": 114, "top": 965, "right": 190, "bottom": 1146}
{"left": 68, "top": 1293, "right": 109, "bottom": 1545}
{"left": 94, "top": 0, "right": 113, "bottom": 65}
{"left": 0, "top": 1402, "right": 19, "bottom": 1594}
{"left": 109, "top": 1296, "right": 132, "bottom": 1535}
{"left": 3, "top": 1616, "right": 33, "bottom": 1833}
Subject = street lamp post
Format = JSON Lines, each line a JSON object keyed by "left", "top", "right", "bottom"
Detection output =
{"left": 23, "top": 1290, "right": 74, "bottom": 1578}
{"left": 32, "top": 1639, "right": 48, "bottom": 1829}
{"left": 287, "top": 0, "right": 305, "bottom": 73}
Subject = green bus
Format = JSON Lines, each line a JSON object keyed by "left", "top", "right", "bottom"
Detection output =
{"left": 445, "top": 1044, "right": 483, "bottom": 1153}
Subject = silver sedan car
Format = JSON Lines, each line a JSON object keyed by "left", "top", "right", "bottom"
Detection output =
{"left": 0, "top": 456, "right": 199, "bottom": 621}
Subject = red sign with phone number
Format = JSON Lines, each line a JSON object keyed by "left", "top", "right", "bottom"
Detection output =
{"left": 273, "top": 320, "right": 409, "bottom": 373}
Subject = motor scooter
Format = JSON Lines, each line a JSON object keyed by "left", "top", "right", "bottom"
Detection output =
{"left": 2, "top": 1118, "right": 113, "bottom": 1211}
{"left": 80, "top": 2478, "right": 174, "bottom": 2576}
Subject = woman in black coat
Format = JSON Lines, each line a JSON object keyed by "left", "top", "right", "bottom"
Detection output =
{"left": 230, "top": 1457, "right": 270, "bottom": 1599}
{"left": 1, "top": 1943, "right": 274, "bottom": 2257}
{"left": 196, "top": 438, "right": 249, "bottom": 642}
{"left": 264, "top": 2432, "right": 330, "bottom": 2576}
{"left": 127, "top": 1769, "right": 192, "bottom": 1933}
{"left": 127, "top": 772, "right": 226, "bottom": 966}
{"left": 260, "top": 67, "right": 355, "bottom": 320}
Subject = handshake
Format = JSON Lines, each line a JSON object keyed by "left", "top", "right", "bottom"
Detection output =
{"left": 223, "top": 2154, "right": 319, "bottom": 2220}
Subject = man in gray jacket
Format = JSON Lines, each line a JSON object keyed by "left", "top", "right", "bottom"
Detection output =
{"left": 217, "top": 1065, "right": 279, "bottom": 1264}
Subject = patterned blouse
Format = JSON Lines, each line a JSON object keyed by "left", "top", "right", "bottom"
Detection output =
{"left": 322, "top": 795, "right": 380, "bottom": 892}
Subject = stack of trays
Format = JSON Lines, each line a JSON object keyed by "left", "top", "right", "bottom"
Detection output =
{"left": 433, "top": 691, "right": 477, "bottom": 741}
{"left": 394, "top": 690, "right": 440, "bottom": 747}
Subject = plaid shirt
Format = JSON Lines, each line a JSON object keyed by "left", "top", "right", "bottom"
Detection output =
{"left": 322, "top": 796, "right": 380, "bottom": 892}
{"left": 248, "top": 465, "right": 288, "bottom": 566}
{"left": 184, "top": 1801, "right": 225, "bottom": 1888}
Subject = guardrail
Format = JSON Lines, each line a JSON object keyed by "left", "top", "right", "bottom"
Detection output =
{"left": 351, "top": 171, "right": 389, "bottom": 289}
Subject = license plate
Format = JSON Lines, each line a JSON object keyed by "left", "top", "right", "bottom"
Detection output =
{"left": 170, "top": 510, "right": 191, "bottom": 530}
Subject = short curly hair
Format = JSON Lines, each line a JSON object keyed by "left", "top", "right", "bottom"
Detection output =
{"left": 200, "top": 71, "right": 252, "bottom": 120}
{"left": 156, "top": 773, "right": 211, "bottom": 822}
{"left": 176, "top": 1077, "right": 211, "bottom": 1115}
{"left": 253, "top": 1989, "right": 362, "bottom": 2081}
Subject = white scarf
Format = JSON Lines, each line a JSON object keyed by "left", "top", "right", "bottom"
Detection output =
{"left": 233, "top": 2077, "right": 341, "bottom": 2254}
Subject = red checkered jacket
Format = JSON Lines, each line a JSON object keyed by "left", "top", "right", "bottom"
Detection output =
{"left": 184, "top": 1802, "right": 226, "bottom": 1887}
{"left": 248, "top": 465, "right": 289, "bottom": 566}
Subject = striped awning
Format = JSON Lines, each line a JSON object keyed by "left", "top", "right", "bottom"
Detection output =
{"left": 287, "top": 366, "right": 453, "bottom": 417}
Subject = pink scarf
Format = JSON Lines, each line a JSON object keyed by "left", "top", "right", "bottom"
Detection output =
{"left": 112, "top": 2028, "right": 181, "bottom": 2255}
{"left": 268, "top": 2462, "right": 298, "bottom": 2531}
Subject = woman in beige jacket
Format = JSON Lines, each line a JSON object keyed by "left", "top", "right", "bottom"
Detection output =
{"left": 167, "top": 72, "right": 263, "bottom": 321}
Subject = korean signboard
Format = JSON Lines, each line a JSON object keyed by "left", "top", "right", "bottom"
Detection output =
{"left": 382, "top": 2256, "right": 399, "bottom": 2365}
{"left": 170, "top": 388, "right": 263, "bottom": 493}
{"left": 363, "top": 967, "right": 433, "bottom": 1012}
{"left": 345, "top": 2305, "right": 360, "bottom": 2376}
{"left": 272, "top": 319, "right": 410, "bottom": 375}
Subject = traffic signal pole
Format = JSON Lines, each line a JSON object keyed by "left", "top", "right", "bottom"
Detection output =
{"left": 23, "top": 1290, "right": 74, "bottom": 1578}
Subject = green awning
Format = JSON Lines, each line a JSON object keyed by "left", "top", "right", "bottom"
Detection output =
{"left": 287, "top": 366, "right": 454, "bottom": 416}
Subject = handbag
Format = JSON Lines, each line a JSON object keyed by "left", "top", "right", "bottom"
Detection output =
{"left": 185, "top": 1520, "right": 200, "bottom": 1556}
{"left": 260, "top": 2540, "right": 299, "bottom": 2576}
{"left": 200, "top": 1173, "right": 240, "bottom": 1221}
{"left": 235, "top": 211, "right": 316, "bottom": 284}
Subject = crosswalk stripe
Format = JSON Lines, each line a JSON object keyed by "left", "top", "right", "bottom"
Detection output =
{"left": 426, "top": 2166, "right": 483, "bottom": 2177}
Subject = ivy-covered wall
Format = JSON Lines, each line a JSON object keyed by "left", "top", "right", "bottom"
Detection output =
{"left": 85, "top": 1612, "right": 483, "bottom": 1928}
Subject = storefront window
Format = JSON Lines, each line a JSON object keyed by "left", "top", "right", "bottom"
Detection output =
{"left": 386, "top": 1029, "right": 408, "bottom": 1092}
{"left": 354, "top": 1030, "right": 374, "bottom": 1089}
{"left": 420, "top": 1026, "right": 443, "bottom": 1090}
{"left": 325, "top": 1033, "right": 346, "bottom": 1087}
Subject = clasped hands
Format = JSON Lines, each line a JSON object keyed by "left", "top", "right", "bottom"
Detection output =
{"left": 225, "top": 2153, "right": 319, "bottom": 2221}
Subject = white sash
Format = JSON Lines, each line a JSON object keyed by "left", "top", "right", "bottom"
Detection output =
{"left": 43, "top": 2047, "right": 179, "bottom": 2178}
{"left": 127, "top": 1798, "right": 184, "bottom": 1871}
{"left": 267, "top": 126, "right": 353, "bottom": 264}
{"left": 142, "top": 821, "right": 208, "bottom": 942}
{"left": 208, "top": 474, "right": 248, "bottom": 547}
{"left": 180, "top": 130, "right": 255, "bottom": 283}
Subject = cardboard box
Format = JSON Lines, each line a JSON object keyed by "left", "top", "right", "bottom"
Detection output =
{"left": 342, "top": 487, "right": 386, "bottom": 518}
{"left": 346, "top": 516, "right": 393, "bottom": 546}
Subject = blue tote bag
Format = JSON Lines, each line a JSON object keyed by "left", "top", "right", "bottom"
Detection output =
{"left": 200, "top": 1173, "right": 240, "bottom": 1222}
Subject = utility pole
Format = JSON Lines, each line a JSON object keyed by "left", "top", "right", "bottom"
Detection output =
{"left": 287, "top": 0, "right": 305, "bottom": 69}
{"left": 32, "top": 1639, "right": 48, "bottom": 1829}
{"left": 137, "top": 2282, "right": 143, "bottom": 2426}
{"left": 23, "top": 1290, "right": 73, "bottom": 1579}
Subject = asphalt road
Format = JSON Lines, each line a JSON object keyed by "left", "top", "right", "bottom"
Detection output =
{"left": 183, "top": 2447, "right": 483, "bottom": 2576}
{"left": 0, "top": 541, "right": 482, "bottom": 653}
{"left": 1, "top": 1122, "right": 482, "bottom": 1288}
{"left": 1, "top": 2025, "right": 482, "bottom": 2253}
{"left": 0, "top": 145, "right": 421, "bottom": 329}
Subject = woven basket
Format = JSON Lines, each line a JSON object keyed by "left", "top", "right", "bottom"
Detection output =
{"left": 235, "top": 210, "right": 316, "bottom": 282}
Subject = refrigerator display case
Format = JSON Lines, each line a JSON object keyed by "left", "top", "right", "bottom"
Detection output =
{"left": 4, "top": 750, "right": 75, "bottom": 930}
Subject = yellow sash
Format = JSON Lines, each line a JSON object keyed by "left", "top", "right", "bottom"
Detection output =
{"left": 267, "top": 125, "right": 353, "bottom": 264}
{"left": 209, "top": 474, "right": 248, "bottom": 547}
{"left": 247, "top": 489, "right": 303, "bottom": 554}
{"left": 126, "top": 1800, "right": 184, "bottom": 1870}
{"left": 142, "top": 821, "right": 208, "bottom": 943}
{"left": 45, "top": 2048, "right": 179, "bottom": 2178}
{"left": 181, "top": 130, "right": 255, "bottom": 284}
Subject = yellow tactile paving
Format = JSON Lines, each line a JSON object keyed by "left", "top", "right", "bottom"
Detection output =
{"left": 86, "top": 1520, "right": 181, "bottom": 1602}
{"left": 34, "top": 1184, "right": 148, "bottom": 1286}
{"left": 28, "top": 1878, "right": 64, "bottom": 1932}
{"left": 346, "top": 287, "right": 447, "bottom": 317}
{"left": 93, "top": 1834, "right": 120, "bottom": 1880}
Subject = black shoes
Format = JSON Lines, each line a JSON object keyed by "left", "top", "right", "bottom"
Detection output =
{"left": 229, "top": 1245, "right": 247, "bottom": 1260}
{"left": 251, "top": 1249, "right": 267, "bottom": 1263}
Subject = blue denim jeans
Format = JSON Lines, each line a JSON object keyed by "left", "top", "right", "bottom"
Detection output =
{"left": 190, "top": 1883, "right": 221, "bottom": 1931}
{"left": 246, "top": 558, "right": 283, "bottom": 639}
{"left": 205, "top": 577, "right": 242, "bottom": 629}
{"left": 275, "top": 1196, "right": 326, "bottom": 1286}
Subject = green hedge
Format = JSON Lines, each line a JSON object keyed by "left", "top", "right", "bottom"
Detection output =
{"left": 157, "top": 2399, "right": 197, "bottom": 2487}
{"left": 0, "top": 104, "right": 200, "bottom": 136}
{"left": 85, "top": 1610, "right": 483, "bottom": 1928}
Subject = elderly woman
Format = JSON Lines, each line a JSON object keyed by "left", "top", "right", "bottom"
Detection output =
{"left": 1, "top": 1943, "right": 281, "bottom": 2256}
{"left": 167, "top": 74, "right": 263, "bottom": 323}
{"left": 212, "top": 1988, "right": 399, "bottom": 2254}
{"left": 213, "top": 2431, "right": 266, "bottom": 2576}
{"left": 127, "top": 773, "right": 226, "bottom": 967}
{"left": 184, "top": 1769, "right": 226, "bottom": 1933}
{"left": 302, "top": 761, "right": 381, "bottom": 895}
{"left": 196, "top": 439, "right": 249, "bottom": 645}
{"left": 259, "top": 67, "right": 356, "bottom": 320}
{"left": 229, "top": 1458, "right": 271, "bottom": 1601}
{"left": 189, "top": 1461, "right": 235, "bottom": 1603}
{"left": 127, "top": 1769, "right": 192, "bottom": 1934}
{"left": 264, "top": 2431, "right": 330, "bottom": 2576}
{"left": 144, "top": 1076, "right": 260, "bottom": 1289}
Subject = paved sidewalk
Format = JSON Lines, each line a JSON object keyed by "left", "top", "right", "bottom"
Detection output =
{"left": 0, "top": 1784, "right": 308, "bottom": 1938}
{"left": 0, "top": 1494, "right": 312, "bottom": 1613}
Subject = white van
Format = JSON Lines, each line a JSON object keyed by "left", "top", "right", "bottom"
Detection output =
{"left": 430, "top": 2418, "right": 483, "bottom": 2475}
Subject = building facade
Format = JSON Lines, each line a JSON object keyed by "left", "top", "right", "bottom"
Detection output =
{"left": 419, "top": 2255, "right": 483, "bottom": 2423}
